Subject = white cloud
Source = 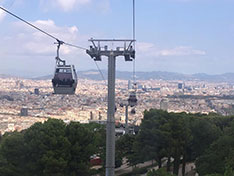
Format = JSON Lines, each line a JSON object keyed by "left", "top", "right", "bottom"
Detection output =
{"left": 137, "top": 42, "right": 206, "bottom": 57}
{"left": 137, "top": 42, "right": 155, "bottom": 52}
{"left": 56, "top": 0, "right": 91, "bottom": 11}
{"left": 2, "top": 19, "right": 88, "bottom": 57}
{"left": 40, "top": 0, "right": 110, "bottom": 12}
{"left": 0, "top": 19, "right": 95, "bottom": 76}
{"left": 0, "top": 19, "right": 206, "bottom": 76}
{"left": 40, "top": 0, "right": 92, "bottom": 12}
{"left": 160, "top": 46, "right": 206, "bottom": 56}
{"left": 0, "top": 9, "right": 6, "bottom": 22}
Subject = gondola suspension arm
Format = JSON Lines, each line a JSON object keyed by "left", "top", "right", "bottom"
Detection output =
{"left": 55, "top": 40, "right": 66, "bottom": 66}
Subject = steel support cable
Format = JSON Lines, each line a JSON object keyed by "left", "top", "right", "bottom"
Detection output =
{"left": 0, "top": 6, "right": 59, "bottom": 41}
{"left": 94, "top": 61, "right": 107, "bottom": 85}
{"left": 0, "top": 6, "right": 107, "bottom": 84}
{"left": 132, "top": 0, "right": 136, "bottom": 85}
{"left": 133, "top": 0, "right": 136, "bottom": 46}
{"left": 0, "top": 6, "right": 87, "bottom": 51}
{"left": 63, "top": 42, "right": 87, "bottom": 51}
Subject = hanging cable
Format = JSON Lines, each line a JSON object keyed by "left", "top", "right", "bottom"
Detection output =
{"left": 132, "top": 0, "right": 136, "bottom": 86}
{"left": 0, "top": 6, "right": 87, "bottom": 51}
{"left": 0, "top": 6, "right": 107, "bottom": 84}
{"left": 64, "top": 42, "right": 87, "bottom": 51}
{"left": 0, "top": 6, "right": 58, "bottom": 41}
{"left": 133, "top": 0, "right": 136, "bottom": 43}
{"left": 94, "top": 61, "right": 107, "bottom": 85}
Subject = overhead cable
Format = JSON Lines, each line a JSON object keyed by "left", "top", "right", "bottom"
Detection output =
{"left": 94, "top": 61, "right": 107, "bottom": 85}
{"left": 0, "top": 6, "right": 87, "bottom": 51}
{"left": 0, "top": 6, "right": 107, "bottom": 84}
{"left": 132, "top": 0, "right": 136, "bottom": 84}
{"left": 64, "top": 42, "right": 87, "bottom": 51}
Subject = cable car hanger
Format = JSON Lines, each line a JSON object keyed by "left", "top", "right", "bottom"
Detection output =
{"left": 132, "top": 0, "right": 137, "bottom": 87}
{"left": 55, "top": 40, "right": 66, "bottom": 66}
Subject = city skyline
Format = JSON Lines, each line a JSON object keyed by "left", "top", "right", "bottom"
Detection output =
{"left": 0, "top": 0, "right": 234, "bottom": 77}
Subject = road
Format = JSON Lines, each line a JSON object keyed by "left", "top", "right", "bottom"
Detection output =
{"left": 115, "top": 158, "right": 155, "bottom": 176}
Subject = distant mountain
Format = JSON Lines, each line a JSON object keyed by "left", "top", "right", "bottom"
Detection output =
{"left": 3, "top": 71, "right": 234, "bottom": 83}
{"left": 82, "top": 71, "right": 234, "bottom": 83}
{"left": 31, "top": 75, "right": 53, "bottom": 80}
{"left": 189, "top": 73, "right": 234, "bottom": 83}
{"left": 74, "top": 71, "right": 234, "bottom": 83}
{"left": 0, "top": 74, "right": 19, "bottom": 79}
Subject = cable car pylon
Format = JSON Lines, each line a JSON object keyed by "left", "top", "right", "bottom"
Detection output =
{"left": 86, "top": 39, "right": 135, "bottom": 176}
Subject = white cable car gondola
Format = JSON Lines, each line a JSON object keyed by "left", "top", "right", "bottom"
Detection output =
{"left": 52, "top": 41, "right": 78, "bottom": 94}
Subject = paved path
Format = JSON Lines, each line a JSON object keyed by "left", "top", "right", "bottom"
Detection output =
{"left": 115, "top": 159, "right": 155, "bottom": 176}
{"left": 115, "top": 158, "right": 197, "bottom": 176}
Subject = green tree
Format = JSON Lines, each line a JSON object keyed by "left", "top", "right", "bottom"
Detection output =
{"left": 190, "top": 117, "right": 221, "bottom": 160}
{"left": 136, "top": 109, "right": 170, "bottom": 168}
{"left": 24, "top": 119, "right": 70, "bottom": 176}
{"left": 0, "top": 119, "right": 98, "bottom": 176}
{"left": 161, "top": 113, "right": 191, "bottom": 175}
{"left": 116, "top": 134, "right": 136, "bottom": 166}
{"left": 65, "top": 121, "right": 96, "bottom": 176}
{"left": 196, "top": 120, "right": 234, "bottom": 176}
{"left": 0, "top": 132, "right": 26, "bottom": 176}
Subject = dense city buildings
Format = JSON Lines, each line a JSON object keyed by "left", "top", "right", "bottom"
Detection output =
{"left": 1, "top": 77, "right": 234, "bottom": 133}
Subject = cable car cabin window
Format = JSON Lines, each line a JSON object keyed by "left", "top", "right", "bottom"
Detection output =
{"left": 56, "top": 68, "right": 72, "bottom": 73}
{"left": 53, "top": 68, "right": 74, "bottom": 87}
{"left": 65, "top": 68, "right": 72, "bottom": 73}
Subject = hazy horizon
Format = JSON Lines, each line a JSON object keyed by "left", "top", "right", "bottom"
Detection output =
{"left": 2, "top": 69, "right": 234, "bottom": 79}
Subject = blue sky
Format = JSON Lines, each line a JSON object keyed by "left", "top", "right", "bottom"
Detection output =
{"left": 0, "top": 0, "right": 234, "bottom": 77}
